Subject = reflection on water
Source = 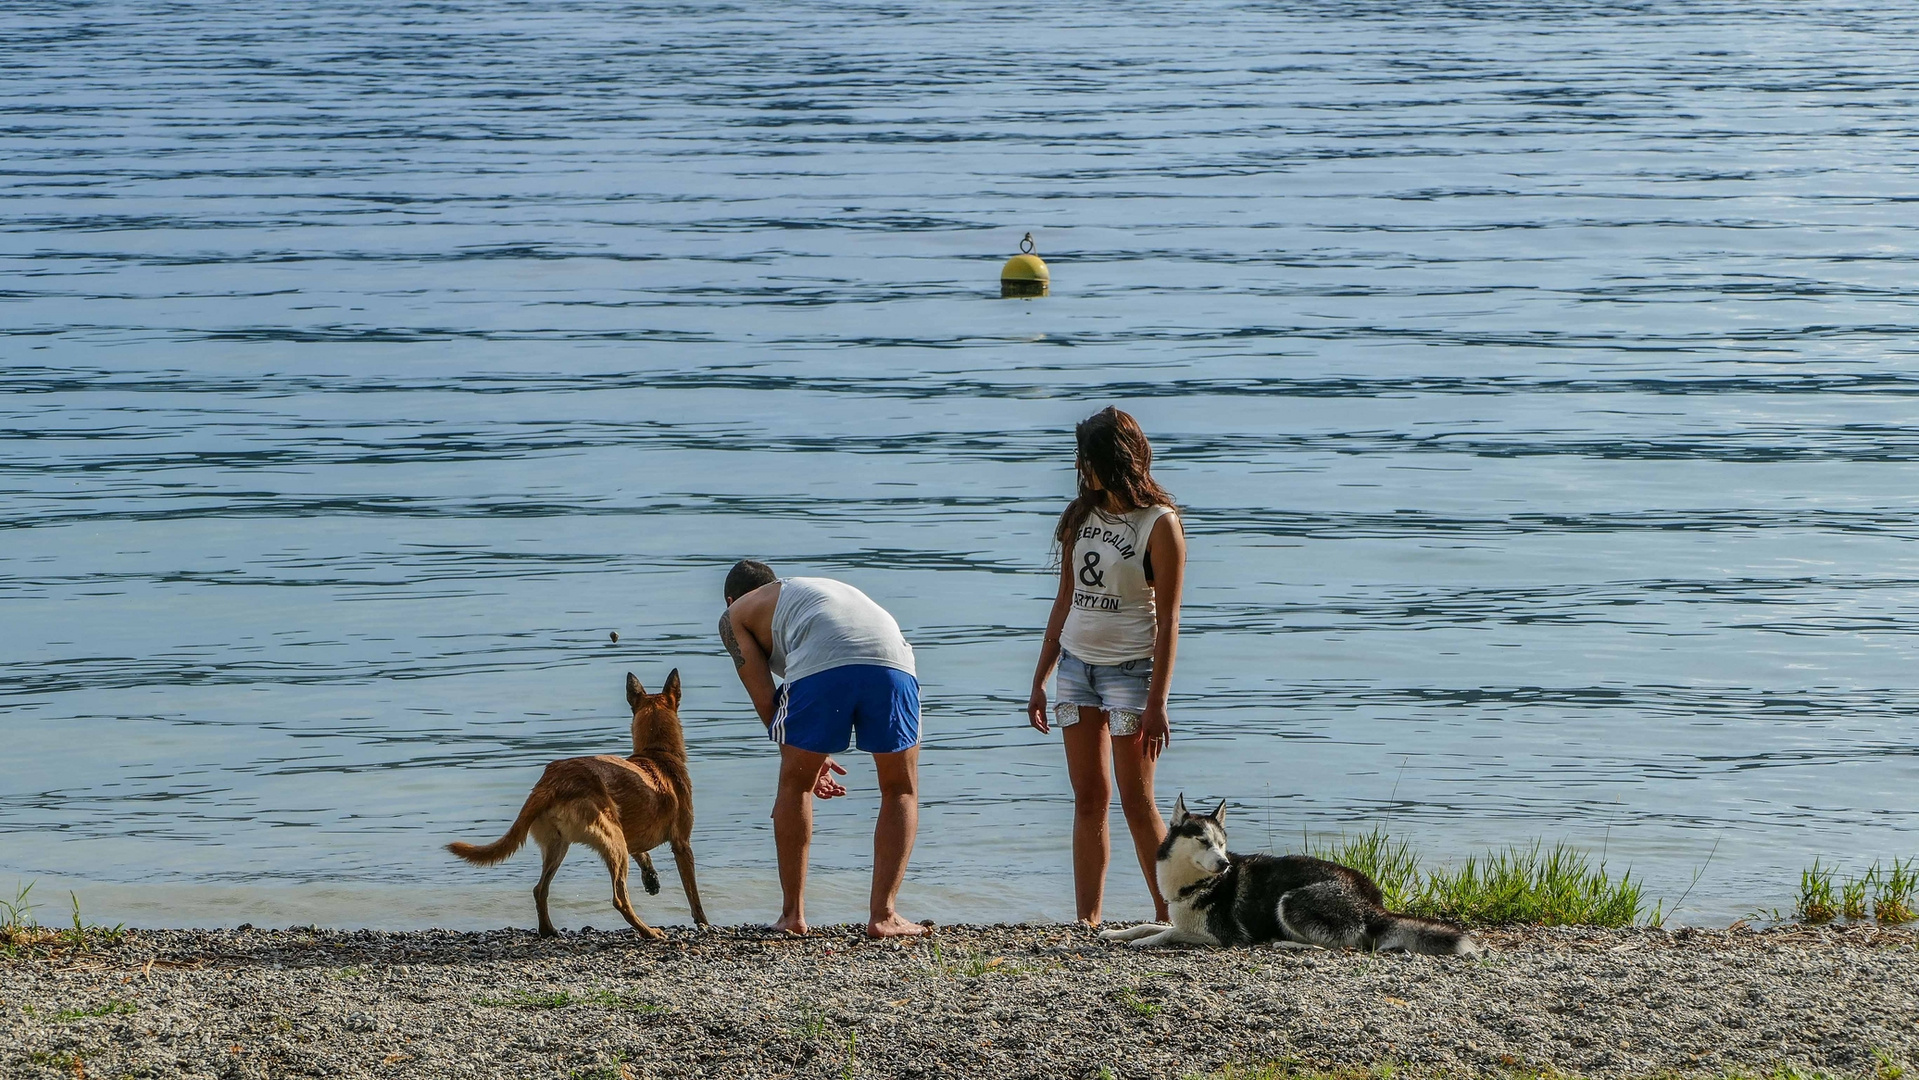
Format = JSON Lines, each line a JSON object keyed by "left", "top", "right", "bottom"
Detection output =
{"left": 3, "top": 0, "right": 1917, "bottom": 929}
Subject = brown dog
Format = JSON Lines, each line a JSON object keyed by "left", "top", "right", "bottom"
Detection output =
{"left": 447, "top": 670, "right": 708, "bottom": 938}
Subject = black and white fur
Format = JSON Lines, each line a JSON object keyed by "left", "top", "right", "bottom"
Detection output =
{"left": 1098, "top": 795, "right": 1478, "bottom": 956}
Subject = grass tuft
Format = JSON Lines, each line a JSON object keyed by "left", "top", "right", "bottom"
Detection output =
{"left": 565, "top": 1050, "right": 635, "bottom": 1080}
{"left": 3, "top": 883, "right": 126, "bottom": 958}
{"left": 1301, "top": 828, "right": 1649, "bottom": 928}
{"left": 2, "top": 882, "right": 53, "bottom": 956}
{"left": 55, "top": 998, "right": 138, "bottom": 1022}
{"left": 1796, "top": 860, "right": 1838, "bottom": 923}
{"left": 1791, "top": 857, "right": 1916, "bottom": 925}
{"left": 922, "top": 939, "right": 1056, "bottom": 979}
{"left": 1841, "top": 876, "right": 1870, "bottom": 921}
{"left": 788, "top": 1003, "right": 834, "bottom": 1041}
{"left": 1871, "top": 859, "right": 1916, "bottom": 925}
{"left": 1112, "top": 987, "right": 1163, "bottom": 1016}
{"left": 474, "top": 989, "right": 577, "bottom": 1009}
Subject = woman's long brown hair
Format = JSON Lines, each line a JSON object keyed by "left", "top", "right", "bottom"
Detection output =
{"left": 1054, "top": 406, "right": 1177, "bottom": 547}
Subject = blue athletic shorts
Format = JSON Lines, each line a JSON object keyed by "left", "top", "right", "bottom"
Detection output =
{"left": 770, "top": 665, "right": 921, "bottom": 755}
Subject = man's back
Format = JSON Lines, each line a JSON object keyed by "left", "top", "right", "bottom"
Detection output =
{"left": 770, "top": 577, "right": 915, "bottom": 683}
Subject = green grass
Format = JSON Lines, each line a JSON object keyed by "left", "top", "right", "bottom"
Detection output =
{"left": 1112, "top": 987, "right": 1163, "bottom": 1016}
{"left": 1794, "top": 857, "right": 1917, "bottom": 925}
{"left": 789, "top": 1003, "right": 834, "bottom": 1040}
{"left": 922, "top": 939, "right": 1057, "bottom": 979}
{"left": 1872, "top": 859, "right": 1916, "bottom": 924}
{"left": 1795, "top": 860, "right": 1839, "bottom": 923}
{"left": 474, "top": 989, "right": 577, "bottom": 1009}
{"left": 54, "top": 998, "right": 137, "bottom": 1022}
{"left": 565, "top": 1050, "right": 633, "bottom": 1080}
{"left": 780, "top": 1013, "right": 859, "bottom": 1078}
{"left": 2, "top": 881, "right": 46, "bottom": 956}
{"left": 783, "top": 1009, "right": 861, "bottom": 1078}
{"left": 2, "top": 883, "right": 126, "bottom": 957}
{"left": 1300, "top": 828, "right": 1650, "bottom": 928}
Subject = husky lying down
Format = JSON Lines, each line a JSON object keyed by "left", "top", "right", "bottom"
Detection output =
{"left": 1099, "top": 796, "right": 1478, "bottom": 956}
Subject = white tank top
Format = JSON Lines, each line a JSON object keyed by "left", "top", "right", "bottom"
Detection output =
{"left": 769, "top": 577, "right": 916, "bottom": 684}
{"left": 1058, "top": 505, "right": 1177, "bottom": 666}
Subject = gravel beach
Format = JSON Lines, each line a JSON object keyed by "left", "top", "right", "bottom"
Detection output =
{"left": 4, "top": 923, "right": 1914, "bottom": 1079}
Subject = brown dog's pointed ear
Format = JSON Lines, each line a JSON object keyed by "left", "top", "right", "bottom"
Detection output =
{"left": 1172, "top": 793, "right": 1189, "bottom": 823}
{"left": 1211, "top": 800, "right": 1228, "bottom": 824}
{"left": 625, "top": 672, "right": 645, "bottom": 708}
{"left": 662, "top": 668, "right": 681, "bottom": 707}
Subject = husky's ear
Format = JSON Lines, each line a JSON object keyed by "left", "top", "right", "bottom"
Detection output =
{"left": 625, "top": 672, "right": 645, "bottom": 709}
{"left": 1210, "top": 800, "right": 1228, "bottom": 824}
{"left": 661, "top": 668, "right": 682, "bottom": 708}
{"left": 1172, "top": 793, "right": 1189, "bottom": 823}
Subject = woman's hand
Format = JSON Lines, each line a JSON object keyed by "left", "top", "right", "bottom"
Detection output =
{"left": 1137, "top": 703, "right": 1171, "bottom": 762}
{"left": 813, "top": 758, "right": 848, "bottom": 799}
{"left": 1027, "top": 686, "right": 1050, "bottom": 734}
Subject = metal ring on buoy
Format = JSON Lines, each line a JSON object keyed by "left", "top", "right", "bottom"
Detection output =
{"left": 1002, "top": 233, "right": 1049, "bottom": 298}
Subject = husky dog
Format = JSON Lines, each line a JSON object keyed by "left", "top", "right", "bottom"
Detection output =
{"left": 447, "top": 671, "right": 708, "bottom": 938}
{"left": 1099, "top": 795, "right": 1477, "bottom": 956}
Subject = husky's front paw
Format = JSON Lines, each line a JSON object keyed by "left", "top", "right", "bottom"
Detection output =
{"left": 1098, "top": 922, "right": 1171, "bottom": 942}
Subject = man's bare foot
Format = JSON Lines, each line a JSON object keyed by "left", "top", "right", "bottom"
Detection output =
{"left": 771, "top": 914, "right": 808, "bottom": 936}
{"left": 866, "top": 913, "right": 928, "bottom": 939}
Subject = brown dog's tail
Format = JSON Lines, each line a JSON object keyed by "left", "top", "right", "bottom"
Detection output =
{"left": 447, "top": 787, "right": 553, "bottom": 866}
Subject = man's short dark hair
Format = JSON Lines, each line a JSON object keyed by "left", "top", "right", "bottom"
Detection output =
{"left": 725, "top": 559, "right": 777, "bottom": 602}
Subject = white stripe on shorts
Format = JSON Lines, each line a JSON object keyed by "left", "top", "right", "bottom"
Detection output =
{"left": 769, "top": 686, "right": 788, "bottom": 744}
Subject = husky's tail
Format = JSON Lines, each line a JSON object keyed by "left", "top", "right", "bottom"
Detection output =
{"left": 1370, "top": 912, "right": 1479, "bottom": 956}
{"left": 446, "top": 787, "right": 554, "bottom": 866}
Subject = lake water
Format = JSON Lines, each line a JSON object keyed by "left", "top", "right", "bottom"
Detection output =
{"left": 4, "top": 0, "right": 1917, "bottom": 931}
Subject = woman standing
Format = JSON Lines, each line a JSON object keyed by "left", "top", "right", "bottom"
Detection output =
{"left": 1027, "top": 406, "right": 1186, "bottom": 926}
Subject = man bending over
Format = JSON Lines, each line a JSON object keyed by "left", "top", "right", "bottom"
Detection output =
{"left": 718, "top": 559, "right": 926, "bottom": 938}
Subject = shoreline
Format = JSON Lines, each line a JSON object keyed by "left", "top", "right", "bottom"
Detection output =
{"left": 6, "top": 923, "right": 1917, "bottom": 1079}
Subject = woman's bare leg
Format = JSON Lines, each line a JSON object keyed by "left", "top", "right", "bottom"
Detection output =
{"left": 1062, "top": 709, "right": 1113, "bottom": 925}
{"left": 1112, "top": 730, "right": 1171, "bottom": 921}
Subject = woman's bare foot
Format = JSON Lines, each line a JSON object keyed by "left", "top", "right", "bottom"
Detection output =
{"left": 771, "top": 914, "right": 808, "bottom": 936}
{"left": 866, "top": 913, "right": 928, "bottom": 938}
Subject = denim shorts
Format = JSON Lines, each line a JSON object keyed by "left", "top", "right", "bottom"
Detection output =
{"left": 1054, "top": 648, "right": 1152, "bottom": 736}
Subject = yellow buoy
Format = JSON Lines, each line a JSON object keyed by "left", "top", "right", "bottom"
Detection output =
{"left": 1001, "top": 233, "right": 1049, "bottom": 298}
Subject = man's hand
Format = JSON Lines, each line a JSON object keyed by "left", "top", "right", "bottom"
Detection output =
{"left": 1026, "top": 686, "right": 1050, "bottom": 734}
{"left": 813, "top": 758, "right": 848, "bottom": 799}
{"left": 1136, "top": 703, "right": 1171, "bottom": 763}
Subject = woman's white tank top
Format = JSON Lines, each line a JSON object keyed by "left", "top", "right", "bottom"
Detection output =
{"left": 1058, "top": 504, "right": 1177, "bottom": 665}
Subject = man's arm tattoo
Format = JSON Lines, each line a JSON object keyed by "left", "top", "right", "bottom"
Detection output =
{"left": 719, "top": 611, "right": 746, "bottom": 670}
